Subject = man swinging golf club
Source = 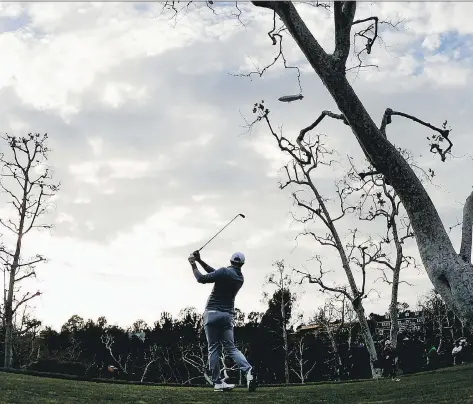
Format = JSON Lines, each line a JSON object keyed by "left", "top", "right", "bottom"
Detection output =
{"left": 188, "top": 250, "right": 257, "bottom": 392}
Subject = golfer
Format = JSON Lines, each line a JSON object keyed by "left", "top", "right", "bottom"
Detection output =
{"left": 188, "top": 250, "right": 256, "bottom": 392}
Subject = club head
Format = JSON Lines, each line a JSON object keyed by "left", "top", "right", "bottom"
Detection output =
{"left": 239, "top": 214, "right": 246, "bottom": 218}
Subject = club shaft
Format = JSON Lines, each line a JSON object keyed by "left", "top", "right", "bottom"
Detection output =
{"left": 198, "top": 215, "right": 242, "bottom": 252}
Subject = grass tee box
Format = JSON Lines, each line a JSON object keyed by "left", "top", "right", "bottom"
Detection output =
{"left": 2, "top": 364, "right": 473, "bottom": 403}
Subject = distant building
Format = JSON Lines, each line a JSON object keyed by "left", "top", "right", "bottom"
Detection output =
{"left": 295, "top": 320, "right": 357, "bottom": 336}
{"left": 294, "top": 323, "right": 324, "bottom": 335}
{"left": 370, "top": 310, "right": 425, "bottom": 336}
{"left": 296, "top": 310, "right": 425, "bottom": 337}
{"left": 128, "top": 331, "right": 146, "bottom": 342}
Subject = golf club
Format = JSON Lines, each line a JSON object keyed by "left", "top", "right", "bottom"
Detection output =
{"left": 197, "top": 213, "right": 245, "bottom": 252}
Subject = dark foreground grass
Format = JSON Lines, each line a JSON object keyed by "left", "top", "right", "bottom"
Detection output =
{"left": 2, "top": 364, "right": 473, "bottom": 404}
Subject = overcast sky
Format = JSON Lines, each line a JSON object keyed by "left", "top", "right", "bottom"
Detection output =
{"left": 0, "top": 2, "right": 472, "bottom": 331}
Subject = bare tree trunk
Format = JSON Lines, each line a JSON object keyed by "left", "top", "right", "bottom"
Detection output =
{"left": 388, "top": 189, "right": 407, "bottom": 350}
{"left": 266, "top": 261, "right": 293, "bottom": 384}
{"left": 326, "top": 326, "right": 342, "bottom": 380}
{"left": 355, "top": 306, "right": 380, "bottom": 378}
{"left": 141, "top": 355, "right": 157, "bottom": 382}
{"left": 389, "top": 271, "right": 400, "bottom": 349}
{"left": 4, "top": 228, "right": 25, "bottom": 368}
{"left": 300, "top": 360, "right": 304, "bottom": 383}
{"left": 437, "top": 333, "right": 443, "bottom": 353}
{"left": 4, "top": 324, "right": 14, "bottom": 367}
{"left": 141, "top": 361, "right": 153, "bottom": 382}
{"left": 280, "top": 292, "right": 290, "bottom": 384}
{"left": 460, "top": 193, "right": 473, "bottom": 264}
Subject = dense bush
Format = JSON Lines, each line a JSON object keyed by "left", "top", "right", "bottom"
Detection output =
{"left": 29, "top": 359, "right": 88, "bottom": 377}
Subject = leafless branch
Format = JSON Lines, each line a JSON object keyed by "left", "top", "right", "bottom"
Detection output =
{"left": 348, "top": 16, "right": 405, "bottom": 73}
{"left": 101, "top": 333, "right": 130, "bottom": 374}
{"left": 232, "top": 13, "right": 303, "bottom": 99}
{"left": 141, "top": 343, "right": 159, "bottom": 382}
{"left": 296, "top": 111, "right": 348, "bottom": 163}
{"left": 12, "top": 290, "right": 41, "bottom": 315}
{"left": 380, "top": 108, "right": 453, "bottom": 162}
{"left": 297, "top": 1, "right": 331, "bottom": 10}
{"left": 294, "top": 257, "right": 352, "bottom": 300}
{"left": 374, "top": 270, "right": 413, "bottom": 287}
{"left": 179, "top": 340, "right": 212, "bottom": 385}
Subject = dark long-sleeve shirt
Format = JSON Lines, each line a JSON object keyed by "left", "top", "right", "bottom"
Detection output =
{"left": 192, "top": 264, "right": 243, "bottom": 314}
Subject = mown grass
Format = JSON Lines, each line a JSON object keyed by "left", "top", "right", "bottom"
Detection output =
{"left": 2, "top": 364, "right": 473, "bottom": 403}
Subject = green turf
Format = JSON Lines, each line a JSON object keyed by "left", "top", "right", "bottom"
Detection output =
{"left": 2, "top": 365, "right": 473, "bottom": 403}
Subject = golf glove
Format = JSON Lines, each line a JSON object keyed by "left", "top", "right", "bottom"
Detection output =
{"left": 192, "top": 250, "right": 201, "bottom": 260}
{"left": 188, "top": 254, "right": 196, "bottom": 264}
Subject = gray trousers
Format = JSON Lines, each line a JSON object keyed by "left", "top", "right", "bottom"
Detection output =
{"left": 203, "top": 310, "right": 252, "bottom": 384}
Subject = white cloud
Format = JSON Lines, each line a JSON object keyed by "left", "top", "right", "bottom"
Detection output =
{"left": 0, "top": 3, "right": 239, "bottom": 117}
{"left": 87, "top": 137, "right": 103, "bottom": 156}
{"left": 55, "top": 212, "right": 76, "bottom": 225}
{"left": 68, "top": 159, "right": 159, "bottom": 186}
{"left": 424, "top": 63, "right": 470, "bottom": 87}
{"left": 102, "top": 82, "right": 148, "bottom": 108}
{"left": 191, "top": 194, "right": 221, "bottom": 203}
{"left": 0, "top": 3, "right": 25, "bottom": 18}
{"left": 422, "top": 34, "right": 441, "bottom": 52}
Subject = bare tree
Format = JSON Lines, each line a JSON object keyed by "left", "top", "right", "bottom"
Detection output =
{"left": 180, "top": 340, "right": 212, "bottom": 385}
{"left": 263, "top": 260, "right": 295, "bottom": 383}
{"left": 312, "top": 299, "right": 344, "bottom": 380}
{"left": 140, "top": 343, "right": 158, "bottom": 382}
{"left": 248, "top": 107, "right": 380, "bottom": 376}
{"left": 101, "top": 332, "right": 131, "bottom": 375}
{"left": 64, "top": 334, "right": 83, "bottom": 362}
{"left": 289, "top": 333, "right": 316, "bottom": 383}
{"left": 158, "top": 345, "right": 183, "bottom": 383}
{"left": 342, "top": 157, "right": 420, "bottom": 347}
{"left": 310, "top": 295, "right": 356, "bottom": 379}
{"left": 343, "top": 300, "right": 358, "bottom": 350}
{"left": 0, "top": 133, "right": 59, "bottom": 368}
{"left": 418, "top": 290, "right": 462, "bottom": 353}
{"left": 220, "top": 352, "right": 239, "bottom": 382}
{"left": 10, "top": 309, "right": 42, "bottom": 368}
{"left": 161, "top": 1, "right": 473, "bottom": 325}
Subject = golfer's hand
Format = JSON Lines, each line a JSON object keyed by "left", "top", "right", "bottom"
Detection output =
{"left": 192, "top": 250, "right": 201, "bottom": 261}
{"left": 188, "top": 254, "right": 196, "bottom": 264}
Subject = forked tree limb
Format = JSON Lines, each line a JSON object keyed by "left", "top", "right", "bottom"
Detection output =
{"left": 296, "top": 110, "right": 348, "bottom": 161}
{"left": 294, "top": 265, "right": 352, "bottom": 300}
{"left": 333, "top": 2, "right": 356, "bottom": 68}
{"left": 252, "top": 1, "right": 332, "bottom": 75}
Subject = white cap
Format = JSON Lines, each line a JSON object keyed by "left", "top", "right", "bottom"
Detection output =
{"left": 230, "top": 252, "right": 245, "bottom": 264}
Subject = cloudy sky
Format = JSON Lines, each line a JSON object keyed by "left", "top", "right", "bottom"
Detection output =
{"left": 0, "top": 1, "right": 472, "bottom": 331}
